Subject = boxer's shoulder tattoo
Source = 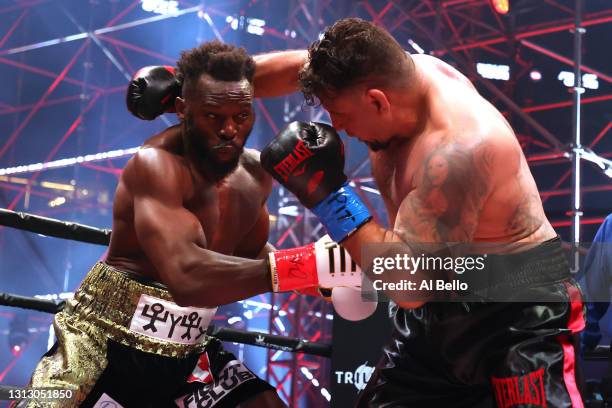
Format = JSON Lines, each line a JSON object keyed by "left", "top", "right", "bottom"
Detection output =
{"left": 394, "top": 140, "right": 493, "bottom": 242}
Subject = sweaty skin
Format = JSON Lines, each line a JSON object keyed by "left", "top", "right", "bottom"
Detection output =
{"left": 339, "top": 55, "right": 557, "bottom": 306}
{"left": 108, "top": 71, "right": 285, "bottom": 408}
{"left": 105, "top": 75, "right": 275, "bottom": 309}
{"left": 256, "top": 50, "right": 556, "bottom": 308}
{"left": 358, "top": 55, "right": 555, "bottom": 243}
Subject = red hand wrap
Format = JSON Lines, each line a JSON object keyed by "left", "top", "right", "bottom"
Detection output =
{"left": 269, "top": 243, "right": 318, "bottom": 292}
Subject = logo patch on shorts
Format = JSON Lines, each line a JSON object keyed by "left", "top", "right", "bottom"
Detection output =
{"left": 187, "top": 353, "right": 213, "bottom": 384}
{"left": 176, "top": 360, "right": 257, "bottom": 408}
{"left": 492, "top": 368, "right": 547, "bottom": 408}
{"left": 129, "top": 294, "right": 216, "bottom": 345}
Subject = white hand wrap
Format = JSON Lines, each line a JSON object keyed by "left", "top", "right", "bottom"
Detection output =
{"left": 315, "top": 236, "right": 377, "bottom": 321}
{"left": 314, "top": 235, "right": 362, "bottom": 288}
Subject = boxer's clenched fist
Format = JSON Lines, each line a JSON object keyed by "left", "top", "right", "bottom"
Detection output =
{"left": 126, "top": 65, "right": 182, "bottom": 120}
{"left": 269, "top": 235, "right": 376, "bottom": 320}
{"left": 262, "top": 121, "right": 372, "bottom": 242}
{"left": 268, "top": 235, "right": 361, "bottom": 292}
{"left": 261, "top": 121, "right": 347, "bottom": 208}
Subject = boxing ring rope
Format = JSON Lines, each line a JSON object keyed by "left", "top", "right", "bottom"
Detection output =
{"left": 0, "top": 289, "right": 331, "bottom": 358}
{"left": 0, "top": 207, "right": 332, "bottom": 392}
{"left": 0, "top": 292, "right": 65, "bottom": 315}
{"left": 0, "top": 208, "right": 111, "bottom": 246}
{"left": 0, "top": 200, "right": 608, "bottom": 398}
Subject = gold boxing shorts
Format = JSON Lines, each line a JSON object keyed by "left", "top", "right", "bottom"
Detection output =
{"left": 14, "top": 262, "right": 275, "bottom": 408}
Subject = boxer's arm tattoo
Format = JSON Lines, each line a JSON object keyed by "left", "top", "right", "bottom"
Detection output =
{"left": 393, "top": 141, "right": 493, "bottom": 243}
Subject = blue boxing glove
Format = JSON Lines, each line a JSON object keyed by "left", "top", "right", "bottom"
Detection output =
{"left": 261, "top": 121, "right": 371, "bottom": 242}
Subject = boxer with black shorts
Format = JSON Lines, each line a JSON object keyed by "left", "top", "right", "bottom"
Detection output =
{"left": 258, "top": 18, "right": 586, "bottom": 407}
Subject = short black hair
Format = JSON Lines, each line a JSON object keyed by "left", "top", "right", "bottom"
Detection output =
{"left": 299, "top": 18, "right": 410, "bottom": 105}
{"left": 176, "top": 40, "right": 255, "bottom": 94}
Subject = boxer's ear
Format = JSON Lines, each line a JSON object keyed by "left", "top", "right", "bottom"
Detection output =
{"left": 366, "top": 89, "right": 390, "bottom": 114}
{"left": 175, "top": 97, "right": 186, "bottom": 121}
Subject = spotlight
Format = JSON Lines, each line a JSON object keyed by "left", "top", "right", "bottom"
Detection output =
{"left": 10, "top": 344, "right": 23, "bottom": 356}
{"left": 476, "top": 62, "right": 510, "bottom": 81}
{"left": 8, "top": 314, "right": 29, "bottom": 356}
{"left": 141, "top": 0, "right": 178, "bottom": 15}
{"left": 529, "top": 70, "right": 542, "bottom": 82}
{"left": 490, "top": 0, "right": 510, "bottom": 15}
{"left": 225, "top": 15, "right": 266, "bottom": 36}
{"left": 557, "top": 71, "right": 600, "bottom": 90}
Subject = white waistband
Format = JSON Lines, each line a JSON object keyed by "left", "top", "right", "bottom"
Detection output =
{"left": 129, "top": 294, "right": 217, "bottom": 345}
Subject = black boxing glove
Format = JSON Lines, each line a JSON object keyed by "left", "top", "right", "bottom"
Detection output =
{"left": 261, "top": 121, "right": 372, "bottom": 242}
{"left": 261, "top": 121, "right": 347, "bottom": 207}
{"left": 126, "top": 65, "right": 181, "bottom": 120}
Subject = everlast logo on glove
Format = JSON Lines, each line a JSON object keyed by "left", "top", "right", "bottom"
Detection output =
{"left": 492, "top": 368, "right": 547, "bottom": 408}
{"left": 273, "top": 139, "right": 314, "bottom": 182}
{"left": 261, "top": 121, "right": 348, "bottom": 209}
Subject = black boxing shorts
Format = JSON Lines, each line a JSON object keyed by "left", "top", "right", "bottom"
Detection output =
{"left": 356, "top": 237, "right": 586, "bottom": 407}
{"left": 14, "top": 262, "right": 275, "bottom": 408}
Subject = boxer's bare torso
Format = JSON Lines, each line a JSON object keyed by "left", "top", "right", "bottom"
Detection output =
{"left": 369, "top": 55, "right": 556, "bottom": 245}
{"left": 106, "top": 125, "right": 271, "bottom": 283}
